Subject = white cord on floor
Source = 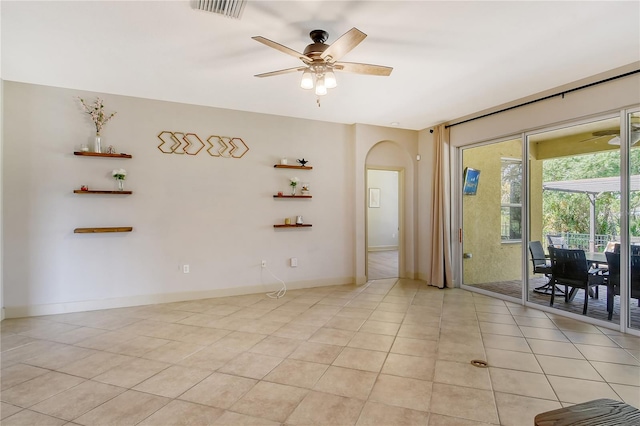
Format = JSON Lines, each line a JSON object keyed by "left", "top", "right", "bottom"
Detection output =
{"left": 261, "top": 265, "right": 287, "bottom": 299}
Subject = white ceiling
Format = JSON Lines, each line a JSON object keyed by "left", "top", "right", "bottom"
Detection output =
{"left": 2, "top": 1, "right": 639, "bottom": 130}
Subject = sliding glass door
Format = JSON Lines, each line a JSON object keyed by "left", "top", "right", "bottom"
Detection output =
{"left": 526, "top": 116, "right": 621, "bottom": 324}
{"left": 459, "top": 108, "right": 640, "bottom": 333}
{"left": 461, "top": 138, "right": 523, "bottom": 301}
{"left": 627, "top": 111, "right": 640, "bottom": 331}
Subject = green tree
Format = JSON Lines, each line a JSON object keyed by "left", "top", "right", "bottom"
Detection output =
{"left": 543, "top": 149, "right": 640, "bottom": 238}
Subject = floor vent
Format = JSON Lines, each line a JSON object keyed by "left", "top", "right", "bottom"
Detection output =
{"left": 195, "top": 0, "right": 246, "bottom": 19}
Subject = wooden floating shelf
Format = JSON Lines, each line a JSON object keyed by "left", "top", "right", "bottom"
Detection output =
{"left": 273, "top": 195, "right": 312, "bottom": 199}
{"left": 273, "top": 164, "right": 312, "bottom": 170}
{"left": 273, "top": 224, "right": 312, "bottom": 228}
{"left": 74, "top": 190, "right": 132, "bottom": 195}
{"left": 74, "top": 227, "right": 133, "bottom": 234}
{"left": 74, "top": 152, "right": 132, "bottom": 158}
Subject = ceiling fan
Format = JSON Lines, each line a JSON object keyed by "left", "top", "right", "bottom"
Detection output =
{"left": 586, "top": 124, "right": 640, "bottom": 146}
{"left": 252, "top": 28, "right": 393, "bottom": 100}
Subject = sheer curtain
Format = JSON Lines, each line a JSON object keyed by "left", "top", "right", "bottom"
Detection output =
{"left": 429, "top": 125, "right": 454, "bottom": 288}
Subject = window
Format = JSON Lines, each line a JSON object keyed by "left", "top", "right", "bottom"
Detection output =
{"left": 501, "top": 158, "right": 522, "bottom": 241}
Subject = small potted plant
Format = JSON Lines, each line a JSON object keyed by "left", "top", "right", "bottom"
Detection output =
{"left": 290, "top": 177, "right": 299, "bottom": 195}
{"left": 112, "top": 168, "right": 127, "bottom": 191}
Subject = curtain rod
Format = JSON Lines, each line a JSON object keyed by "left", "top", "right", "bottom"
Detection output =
{"left": 445, "top": 69, "right": 640, "bottom": 129}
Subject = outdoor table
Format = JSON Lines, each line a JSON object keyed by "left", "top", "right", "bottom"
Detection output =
{"left": 585, "top": 251, "right": 607, "bottom": 265}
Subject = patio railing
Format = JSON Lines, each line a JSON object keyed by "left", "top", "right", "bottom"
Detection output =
{"left": 547, "top": 232, "right": 613, "bottom": 251}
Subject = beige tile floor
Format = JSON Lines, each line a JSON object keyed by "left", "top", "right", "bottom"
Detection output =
{"left": 1, "top": 278, "right": 639, "bottom": 425}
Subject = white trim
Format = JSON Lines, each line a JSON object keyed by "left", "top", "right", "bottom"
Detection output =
{"left": 367, "top": 245, "right": 399, "bottom": 252}
{"left": 3, "top": 277, "right": 355, "bottom": 318}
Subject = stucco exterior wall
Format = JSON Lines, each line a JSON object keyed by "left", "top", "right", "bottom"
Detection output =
{"left": 462, "top": 139, "right": 523, "bottom": 284}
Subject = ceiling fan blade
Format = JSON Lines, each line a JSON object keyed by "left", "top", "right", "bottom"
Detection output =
{"left": 579, "top": 135, "right": 608, "bottom": 143}
{"left": 255, "top": 67, "right": 307, "bottom": 78}
{"left": 334, "top": 61, "right": 393, "bottom": 76}
{"left": 252, "top": 36, "right": 312, "bottom": 63}
{"left": 320, "top": 27, "right": 366, "bottom": 62}
{"left": 592, "top": 129, "right": 619, "bottom": 137}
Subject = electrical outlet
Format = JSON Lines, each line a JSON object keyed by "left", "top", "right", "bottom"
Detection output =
{"left": 183, "top": 265, "right": 190, "bottom": 273}
{"left": 290, "top": 257, "right": 298, "bottom": 267}
{"left": 261, "top": 260, "right": 267, "bottom": 268}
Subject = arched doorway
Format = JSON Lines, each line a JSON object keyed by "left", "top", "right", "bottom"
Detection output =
{"left": 367, "top": 168, "right": 400, "bottom": 279}
{"left": 365, "top": 140, "right": 413, "bottom": 281}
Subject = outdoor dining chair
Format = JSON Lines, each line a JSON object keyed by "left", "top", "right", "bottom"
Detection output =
{"left": 529, "top": 241, "right": 563, "bottom": 295}
{"left": 548, "top": 247, "right": 605, "bottom": 315}
{"left": 546, "top": 234, "right": 568, "bottom": 249}
{"left": 604, "top": 252, "right": 640, "bottom": 320}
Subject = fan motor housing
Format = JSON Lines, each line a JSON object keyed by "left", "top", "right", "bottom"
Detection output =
{"left": 304, "top": 30, "right": 330, "bottom": 59}
{"left": 303, "top": 43, "right": 329, "bottom": 58}
{"left": 309, "top": 30, "right": 329, "bottom": 43}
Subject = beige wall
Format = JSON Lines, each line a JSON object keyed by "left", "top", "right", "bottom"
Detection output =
{"left": 2, "top": 82, "right": 377, "bottom": 316}
{"left": 0, "top": 79, "right": 3, "bottom": 319}
{"left": 449, "top": 65, "right": 640, "bottom": 148}
{"left": 4, "top": 68, "right": 637, "bottom": 315}
{"left": 2, "top": 82, "right": 424, "bottom": 317}
{"left": 417, "top": 129, "right": 436, "bottom": 283}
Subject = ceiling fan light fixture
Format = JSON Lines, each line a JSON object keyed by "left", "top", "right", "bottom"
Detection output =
{"left": 300, "top": 69, "right": 314, "bottom": 89}
{"left": 324, "top": 70, "right": 337, "bottom": 89}
{"left": 253, "top": 27, "right": 392, "bottom": 101}
{"left": 315, "top": 76, "right": 327, "bottom": 96}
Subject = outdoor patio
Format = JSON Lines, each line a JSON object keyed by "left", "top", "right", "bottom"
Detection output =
{"left": 468, "top": 277, "right": 640, "bottom": 330}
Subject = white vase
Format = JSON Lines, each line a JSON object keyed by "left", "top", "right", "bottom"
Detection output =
{"left": 94, "top": 135, "right": 102, "bottom": 153}
{"left": 117, "top": 179, "right": 124, "bottom": 191}
{"left": 291, "top": 186, "right": 296, "bottom": 196}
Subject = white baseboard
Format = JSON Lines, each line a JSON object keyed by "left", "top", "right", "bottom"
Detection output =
{"left": 367, "top": 246, "right": 398, "bottom": 252}
{"left": 4, "top": 277, "right": 355, "bottom": 318}
{"left": 355, "top": 275, "right": 368, "bottom": 285}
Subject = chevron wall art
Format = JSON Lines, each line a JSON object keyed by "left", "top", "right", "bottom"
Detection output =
{"left": 157, "top": 131, "right": 249, "bottom": 158}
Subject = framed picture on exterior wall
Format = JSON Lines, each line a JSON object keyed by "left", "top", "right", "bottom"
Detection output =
{"left": 369, "top": 188, "right": 380, "bottom": 208}
{"left": 463, "top": 167, "right": 480, "bottom": 195}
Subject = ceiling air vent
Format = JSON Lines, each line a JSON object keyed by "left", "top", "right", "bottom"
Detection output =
{"left": 195, "top": 0, "right": 246, "bottom": 19}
